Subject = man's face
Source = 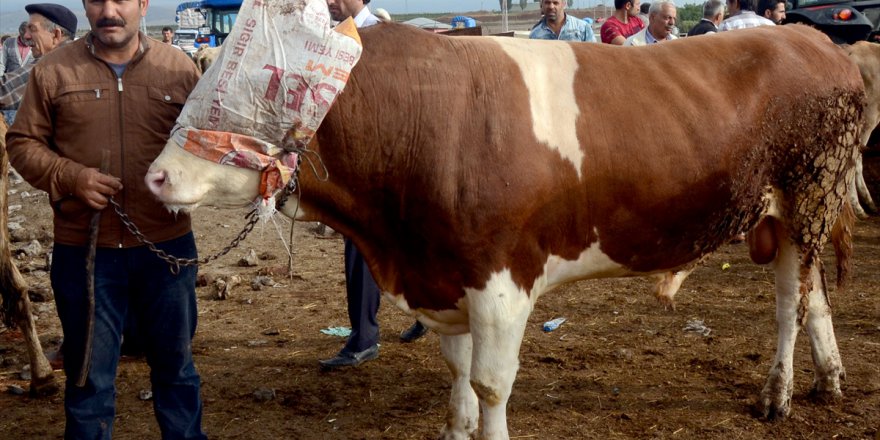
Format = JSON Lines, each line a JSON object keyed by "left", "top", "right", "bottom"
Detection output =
{"left": 25, "top": 14, "right": 59, "bottom": 57}
{"left": 327, "top": 0, "right": 363, "bottom": 22}
{"left": 541, "top": 0, "right": 566, "bottom": 23}
{"left": 765, "top": 2, "right": 786, "bottom": 24}
{"left": 728, "top": 0, "right": 740, "bottom": 14}
{"left": 628, "top": 0, "right": 641, "bottom": 17}
{"left": 85, "top": 0, "right": 147, "bottom": 50}
{"left": 649, "top": 4, "right": 677, "bottom": 39}
{"left": 162, "top": 28, "right": 173, "bottom": 42}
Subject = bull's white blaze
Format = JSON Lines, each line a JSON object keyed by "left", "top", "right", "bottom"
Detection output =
{"left": 492, "top": 37, "right": 584, "bottom": 177}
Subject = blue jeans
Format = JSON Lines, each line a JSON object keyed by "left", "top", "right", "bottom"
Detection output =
{"left": 51, "top": 233, "right": 206, "bottom": 440}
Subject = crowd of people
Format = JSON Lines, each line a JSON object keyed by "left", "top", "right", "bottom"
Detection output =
{"left": 529, "top": 0, "right": 786, "bottom": 44}
{"left": 0, "top": 0, "right": 794, "bottom": 437}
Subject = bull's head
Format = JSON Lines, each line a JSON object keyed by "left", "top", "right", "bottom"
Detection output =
{"left": 146, "top": 141, "right": 263, "bottom": 213}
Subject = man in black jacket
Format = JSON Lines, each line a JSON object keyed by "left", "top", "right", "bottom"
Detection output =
{"left": 687, "top": 0, "right": 725, "bottom": 36}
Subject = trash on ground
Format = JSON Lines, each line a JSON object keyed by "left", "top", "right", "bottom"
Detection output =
{"left": 543, "top": 317, "right": 566, "bottom": 332}
{"left": 683, "top": 319, "right": 712, "bottom": 337}
{"left": 320, "top": 326, "right": 352, "bottom": 337}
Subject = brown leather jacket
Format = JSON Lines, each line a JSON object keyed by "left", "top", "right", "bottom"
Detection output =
{"left": 6, "top": 33, "right": 200, "bottom": 247}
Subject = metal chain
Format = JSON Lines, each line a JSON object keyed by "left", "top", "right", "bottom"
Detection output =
{"left": 109, "top": 151, "right": 306, "bottom": 274}
{"left": 108, "top": 197, "right": 260, "bottom": 274}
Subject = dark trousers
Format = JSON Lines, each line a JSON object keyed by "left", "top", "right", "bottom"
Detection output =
{"left": 51, "top": 233, "right": 206, "bottom": 440}
{"left": 343, "top": 238, "right": 380, "bottom": 353}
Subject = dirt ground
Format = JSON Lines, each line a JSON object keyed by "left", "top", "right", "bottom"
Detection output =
{"left": 1, "top": 165, "right": 879, "bottom": 440}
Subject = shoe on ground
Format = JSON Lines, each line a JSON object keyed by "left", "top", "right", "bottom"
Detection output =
{"left": 319, "top": 344, "right": 379, "bottom": 370}
{"left": 399, "top": 321, "right": 428, "bottom": 343}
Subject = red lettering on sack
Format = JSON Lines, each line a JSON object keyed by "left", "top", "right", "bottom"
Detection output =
{"left": 305, "top": 60, "right": 332, "bottom": 76}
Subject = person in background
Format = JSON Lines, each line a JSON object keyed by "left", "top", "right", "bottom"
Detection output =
{"left": 1, "top": 5, "right": 75, "bottom": 123}
{"left": 6, "top": 0, "right": 205, "bottom": 437}
{"left": 638, "top": 2, "right": 651, "bottom": 24}
{"left": 530, "top": 0, "right": 597, "bottom": 42}
{"left": 757, "top": 0, "right": 787, "bottom": 25}
{"left": 719, "top": 0, "right": 775, "bottom": 31}
{"left": 0, "top": 22, "right": 32, "bottom": 74}
{"left": 161, "top": 25, "right": 184, "bottom": 52}
{"left": 601, "top": 0, "right": 645, "bottom": 44}
{"left": 161, "top": 25, "right": 174, "bottom": 44}
{"left": 624, "top": 0, "right": 678, "bottom": 45}
{"left": 320, "top": 0, "right": 428, "bottom": 371}
{"left": 687, "top": 0, "right": 725, "bottom": 36}
{"left": 0, "top": 22, "right": 33, "bottom": 123}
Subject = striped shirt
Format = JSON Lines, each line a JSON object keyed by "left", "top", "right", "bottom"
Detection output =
{"left": 0, "top": 58, "right": 35, "bottom": 110}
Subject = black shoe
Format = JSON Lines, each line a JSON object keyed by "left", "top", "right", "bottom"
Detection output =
{"left": 319, "top": 344, "right": 379, "bottom": 370}
{"left": 399, "top": 321, "right": 428, "bottom": 343}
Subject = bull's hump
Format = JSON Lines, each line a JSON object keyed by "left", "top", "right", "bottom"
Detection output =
{"left": 491, "top": 38, "right": 584, "bottom": 177}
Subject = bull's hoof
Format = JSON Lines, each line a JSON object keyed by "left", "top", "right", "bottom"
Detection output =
{"left": 437, "top": 428, "right": 474, "bottom": 440}
{"left": 808, "top": 385, "right": 843, "bottom": 405}
{"left": 29, "top": 374, "right": 61, "bottom": 397}
{"left": 756, "top": 396, "right": 791, "bottom": 421}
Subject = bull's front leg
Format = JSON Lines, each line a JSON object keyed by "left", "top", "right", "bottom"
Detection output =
{"left": 466, "top": 276, "right": 532, "bottom": 440}
{"left": 438, "top": 333, "right": 478, "bottom": 440}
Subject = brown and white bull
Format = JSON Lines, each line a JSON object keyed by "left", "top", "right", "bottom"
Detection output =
{"left": 146, "top": 24, "right": 863, "bottom": 439}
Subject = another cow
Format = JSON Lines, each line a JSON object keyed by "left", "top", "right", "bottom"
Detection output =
{"left": 0, "top": 118, "right": 59, "bottom": 396}
{"left": 191, "top": 45, "right": 221, "bottom": 74}
{"left": 146, "top": 24, "right": 862, "bottom": 439}
{"left": 846, "top": 41, "right": 880, "bottom": 218}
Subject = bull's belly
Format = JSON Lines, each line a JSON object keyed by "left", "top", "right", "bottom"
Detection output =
{"left": 382, "top": 239, "right": 656, "bottom": 336}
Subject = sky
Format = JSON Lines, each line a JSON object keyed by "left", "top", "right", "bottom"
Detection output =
{"left": 0, "top": 0, "right": 692, "bottom": 34}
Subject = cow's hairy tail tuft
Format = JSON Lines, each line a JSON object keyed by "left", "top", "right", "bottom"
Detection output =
{"left": 831, "top": 200, "right": 855, "bottom": 293}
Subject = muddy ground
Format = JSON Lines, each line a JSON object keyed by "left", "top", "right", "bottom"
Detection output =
{"left": 0, "top": 164, "right": 879, "bottom": 440}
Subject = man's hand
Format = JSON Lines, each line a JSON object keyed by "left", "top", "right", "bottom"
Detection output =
{"left": 74, "top": 168, "right": 123, "bottom": 210}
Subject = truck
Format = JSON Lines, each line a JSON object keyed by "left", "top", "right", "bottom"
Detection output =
{"left": 174, "top": 0, "right": 242, "bottom": 56}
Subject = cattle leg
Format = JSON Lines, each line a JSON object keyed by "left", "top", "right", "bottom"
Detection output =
{"left": 854, "top": 154, "right": 877, "bottom": 216}
{"left": 760, "top": 231, "right": 801, "bottom": 420}
{"left": 438, "top": 333, "right": 478, "bottom": 440}
{"left": 652, "top": 269, "right": 693, "bottom": 310}
{"left": 466, "top": 280, "right": 532, "bottom": 440}
{"left": 16, "top": 293, "right": 59, "bottom": 396}
{"left": 803, "top": 263, "right": 845, "bottom": 404}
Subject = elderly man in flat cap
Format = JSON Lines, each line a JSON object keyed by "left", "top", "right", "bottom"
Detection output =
{"left": 0, "top": 3, "right": 77, "bottom": 124}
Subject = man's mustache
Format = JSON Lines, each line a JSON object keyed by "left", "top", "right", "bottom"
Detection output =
{"left": 97, "top": 18, "right": 126, "bottom": 27}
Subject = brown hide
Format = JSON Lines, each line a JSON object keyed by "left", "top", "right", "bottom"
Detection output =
{"left": 298, "top": 23, "right": 862, "bottom": 311}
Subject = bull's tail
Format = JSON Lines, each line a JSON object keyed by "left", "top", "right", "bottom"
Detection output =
{"left": 831, "top": 200, "right": 855, "bottom": 293}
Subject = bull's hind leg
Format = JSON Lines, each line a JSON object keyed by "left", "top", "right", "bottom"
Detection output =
{"left": 761, "top": 231, "right": 844, "bottom": 419}
{"left": 803, "top": 263, "right": 845, "bottom": 403}
{"left": 439, "top": 333, "right": 479, "bottom": 440}
{"left": 761, "top": 231, "right": 800, "bottom": 420}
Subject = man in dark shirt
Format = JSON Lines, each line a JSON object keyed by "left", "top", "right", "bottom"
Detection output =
{"left": 687, "top": 0, "right": 725, "bottom": 36}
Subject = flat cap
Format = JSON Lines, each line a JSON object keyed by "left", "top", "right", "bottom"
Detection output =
{"left": 24, "top": 3, "right": 78, "bottom": 35}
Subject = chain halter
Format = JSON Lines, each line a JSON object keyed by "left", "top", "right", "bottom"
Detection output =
{"left": 110, "top": 152, "right": 313, "bottom": 274}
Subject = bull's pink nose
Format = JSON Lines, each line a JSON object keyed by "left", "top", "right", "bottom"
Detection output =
{"left": 145, "top": 169, "right": 167, "bottom": 196}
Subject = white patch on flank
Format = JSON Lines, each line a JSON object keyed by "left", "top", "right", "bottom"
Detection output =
{"left": 491, "top": 37, "right": 584, "bottom": 177}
